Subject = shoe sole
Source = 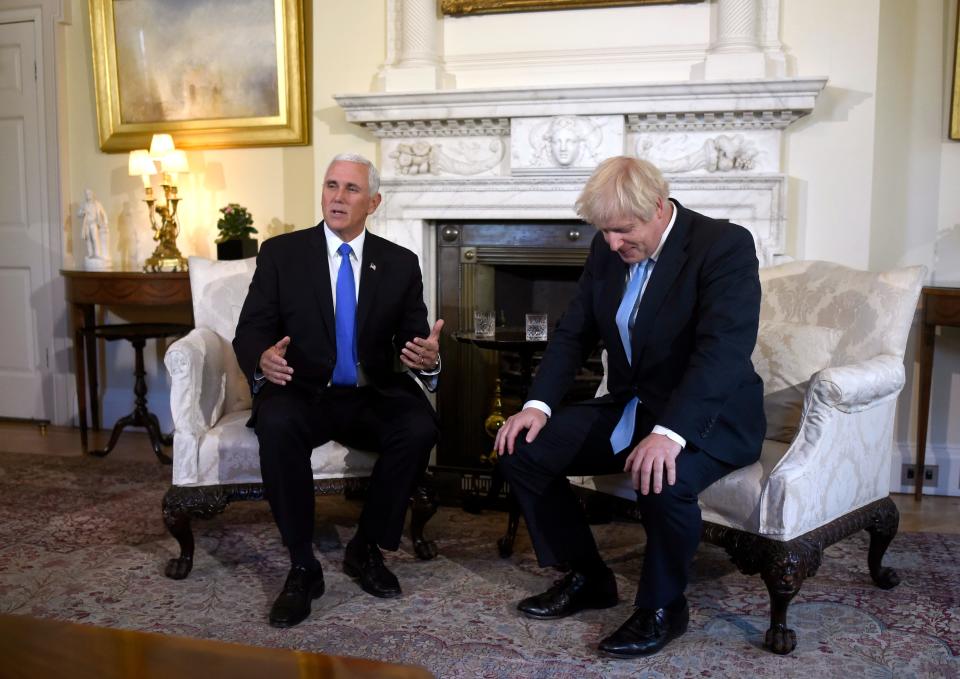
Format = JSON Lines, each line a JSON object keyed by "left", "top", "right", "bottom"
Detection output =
{"left": 519, "top": 596, "right": 619, "bottom": 620}
{"left": 343, "top": 561, "right": 402, "bottom": 599}
{"left": 268, "top": 580, "right": 326, "bottom": 629}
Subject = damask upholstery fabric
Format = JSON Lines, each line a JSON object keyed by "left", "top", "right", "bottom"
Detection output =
{"left": 751, "top": 320, "right": 842, "bottom": 443}
{"left": 573, "top": 260, "right": 925, "bottom": 542}
{"left": 165, "top": 256, "right": 376, "bottom": 487}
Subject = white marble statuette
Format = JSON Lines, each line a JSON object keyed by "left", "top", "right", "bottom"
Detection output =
{"left": 78, "top": 188, "right": 111, "bottom": 271}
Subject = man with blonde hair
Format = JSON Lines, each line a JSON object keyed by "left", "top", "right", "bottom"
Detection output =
{"left": 496, "top": 156, "right": 764, "bottom": 658}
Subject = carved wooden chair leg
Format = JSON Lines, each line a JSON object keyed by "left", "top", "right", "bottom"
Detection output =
{"left": 759, "top": 541, "right": 820, "bottom": 655}
{"left": 410, "top": 484, "right": 439, "bottom": 560}
{"left": 162, "top": 486, "right": 229, "bottom": 580}
{"left": 866, "top": 497, "right": 901, "bottom": 589}
{"left": 496, "top": 492, "right": 522, "bottom": 558}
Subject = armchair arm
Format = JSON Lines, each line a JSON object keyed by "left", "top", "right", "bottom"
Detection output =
{"left": 759, "top": 354, "right": 905, "bottom": 536}
{"left": 811, "top": 354, "right": 905, "bottom": 413}
{"left": 164, "top": 327, "right": 227, "bottom": 436}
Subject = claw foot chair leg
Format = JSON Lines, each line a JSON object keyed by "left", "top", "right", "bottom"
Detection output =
{"left": 162, "top": 486, "right": 229, "bottom": 580}
{"left": 410, "top": 484, "right": 439, "bottom": 560}
{"left": 759, "top": 551, "right": 813, "bottom": 655}
{"left": 866, "top": 497, "right": 901, "bottom": 589}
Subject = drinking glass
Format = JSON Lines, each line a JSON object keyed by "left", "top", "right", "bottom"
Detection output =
{"left": 474, "top": 310, "right": 496, "bottom": 337}
{"left": 525, "top": 313, "right": 548, "bottom": 341}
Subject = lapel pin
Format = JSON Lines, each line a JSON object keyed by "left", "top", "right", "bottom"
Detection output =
{"left": 369, "top": 263, "right": 377, "bottom": 271}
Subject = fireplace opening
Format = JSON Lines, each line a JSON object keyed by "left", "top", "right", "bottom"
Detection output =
{"left": 434, "top": 220, "right": 605, "bottom": 499}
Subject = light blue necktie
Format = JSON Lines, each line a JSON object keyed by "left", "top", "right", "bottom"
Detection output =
{"left": 331, "top": 243, "right": 358, "bottom": 386}
{"left": 610, "top": 259, "right": 651, "bottom": 453}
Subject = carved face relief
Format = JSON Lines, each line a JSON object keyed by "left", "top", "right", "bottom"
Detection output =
{"left": 549, "top": 126, "right": 581, "bottom": 166}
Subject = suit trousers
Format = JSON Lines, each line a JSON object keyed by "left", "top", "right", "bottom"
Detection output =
{"left": 498, "top": 401, "right": 737, "bottom": 609}
{"left": 253, "top": 384, "right": 437, "bottom": 553}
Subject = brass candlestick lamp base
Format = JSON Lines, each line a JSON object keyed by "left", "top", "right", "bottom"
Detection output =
{"left": 480, "top": 377, "right": 506, "bottom": 464}
{"left": 143, "top": 185, "right": 188, "bottom": 273}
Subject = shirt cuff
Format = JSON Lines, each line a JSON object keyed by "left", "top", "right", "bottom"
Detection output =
{"left": 652, "top": 424, "right": 686, "bottom": 449}
{"left": 523, "top": 399, "right": 552, "bottom": 419}
{"left": 417, "top": 354, "right": 441, "bottom": 377}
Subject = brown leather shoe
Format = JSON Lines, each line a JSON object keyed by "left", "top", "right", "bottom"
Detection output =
{"left": 598, "top": 595, "right": 689, "bottom": 658}
{"left": 268, "top": 564, "right": 325, "bottom": 628}
{"left": 343, "top": 538, "right": 401, "bottom": 598}
{"left": 517, "top": 569, "right": 618, "bottom": 620}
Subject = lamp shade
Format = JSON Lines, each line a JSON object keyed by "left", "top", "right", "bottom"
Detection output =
{"left": 149, "top": 133, "right": 175, "bottom": 159}
{"left": 128, "top": 149, "right": 156, "bottom": 177}
{"left": 160, "top": 149, "right": 189, "bottom": 174}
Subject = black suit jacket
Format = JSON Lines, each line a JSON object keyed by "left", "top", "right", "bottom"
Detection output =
{"left": 233, "top": 223, "right": 433, "bottom": 424}
{"left": 527, "top": 200, "right": 765, "bottom": 466}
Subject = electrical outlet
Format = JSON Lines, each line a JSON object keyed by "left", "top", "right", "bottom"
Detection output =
{"left": 903, "top": 464, "right": 940, "bottom": 486}
{"left": 901, "top": 464, "right": 916, "bottom": 484}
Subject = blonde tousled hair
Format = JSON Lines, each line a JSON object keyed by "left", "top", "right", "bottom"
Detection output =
{"left": 575, "top": 156, "right": 669, "bottom": 225}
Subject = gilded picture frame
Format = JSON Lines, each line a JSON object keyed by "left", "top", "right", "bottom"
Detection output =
{"left": 951, "top": 4, "right": 960, "bottom": 140}
{"left": 89, "top": 0, "right": 308, "bottom": 152}
{"left": 441, "top": 0, "right": 697, "bottom": 16}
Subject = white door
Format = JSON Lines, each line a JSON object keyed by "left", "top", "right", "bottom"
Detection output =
{"left": 0, "top": 20, "right": 50, "bottom": 421}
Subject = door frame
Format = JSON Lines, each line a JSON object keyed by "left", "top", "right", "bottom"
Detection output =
{"left": 0, "top": 4, "right": 68, "bottom": 424}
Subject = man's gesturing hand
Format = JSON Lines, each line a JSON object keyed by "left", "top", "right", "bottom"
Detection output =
{"left": 494, "top": 407, "right": 547, "bottom": 456}
{"left": 400, "top": 319, "right": 444, "bottom": 371}
{"left": 258, "top": 336, "right": 293, "bottom": 385}
{"left": 624, "top": 433, "right": 682, "bottom": 495}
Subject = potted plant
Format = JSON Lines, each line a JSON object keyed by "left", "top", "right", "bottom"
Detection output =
{"left": 215, "top": 203, "right": 258, "bottom": 260}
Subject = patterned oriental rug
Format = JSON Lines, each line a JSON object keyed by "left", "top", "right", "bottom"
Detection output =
{"left": 0, "top": 451, "right": 957, "bottom": 679}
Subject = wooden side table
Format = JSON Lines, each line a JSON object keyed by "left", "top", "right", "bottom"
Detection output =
{"left": 914, "top": 284, "right": 960, "bottom": 500}
{"left": 61, "top": 270, "right": 192, "bottom": 452}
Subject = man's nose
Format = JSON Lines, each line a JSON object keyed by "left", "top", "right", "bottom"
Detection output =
{"left": 607, "top": 234, "right": 622, "bottom": 251}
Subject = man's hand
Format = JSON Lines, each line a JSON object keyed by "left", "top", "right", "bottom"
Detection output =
{"left": 258, "top": 336, "right": 293, "bottom": 385}
{"left": 624, "top": 433, "right": 682, "bottom": 495}
{"left": 400, "top": 319, "right": 444, "bottom": 372}
{"left": 494, "top": 407, "right": 548, "bottom": 456}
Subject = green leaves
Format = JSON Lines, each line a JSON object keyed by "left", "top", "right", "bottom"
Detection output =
{"left": 216, "top": 203, "right": 258, "bottom": 242}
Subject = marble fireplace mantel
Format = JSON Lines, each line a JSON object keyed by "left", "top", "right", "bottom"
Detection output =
{"left": 334, "top": 78, "right": 827, "bottom": 312}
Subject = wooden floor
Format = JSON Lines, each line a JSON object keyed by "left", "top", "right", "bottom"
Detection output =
{"left": 1, "top": 422, "right": 957, "bottom": 534}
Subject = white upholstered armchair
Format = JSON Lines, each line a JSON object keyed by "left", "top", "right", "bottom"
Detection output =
{"left": 161, "top": 256, "right": 438, "bottom": 580}
{"left": 573, "top": 260, "right": 925, "bottom": 654}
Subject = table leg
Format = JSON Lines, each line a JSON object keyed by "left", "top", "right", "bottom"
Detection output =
{"left": 84, "top": 314, "right": 99, "bottom": 431}
{"left": 915, "top": 319, "right": 935, "bottom": 501}
{"left": 70, "top": 304, "right": 88, "bottom": 451}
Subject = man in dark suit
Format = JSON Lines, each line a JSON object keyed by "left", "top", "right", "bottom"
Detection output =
{"left": 233, "top": 153, "right": 443, "bottom": 628}
{"left": 495, "top": 156, "right": 764, "bottom": 658}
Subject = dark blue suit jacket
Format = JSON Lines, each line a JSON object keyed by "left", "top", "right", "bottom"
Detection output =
{"left": 526, "top": 200, "right": 765, "bottom": 466}
{"left": 233, "top": 223, "right": 433, "bottom": 425}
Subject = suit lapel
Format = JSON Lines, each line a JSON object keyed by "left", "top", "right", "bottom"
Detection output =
{"left": 309, "top": 224, "right": 336, "bottom": 347}
{"left": 630, "top": 201, "right": 690, "bottom": 368}
{"left": 599, "top": 252, "right": 630, "bottom": 370}
{"left": 356, "top": 231, "right": 382, "bottom": 337}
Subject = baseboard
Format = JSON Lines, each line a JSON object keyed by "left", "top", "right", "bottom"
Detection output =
{"left": 891, "top": 442, "right": 960, "bottom": 497}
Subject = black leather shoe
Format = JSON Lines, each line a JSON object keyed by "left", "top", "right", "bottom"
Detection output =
{"left": 343, "top": 538, "right": 401, "bottom": 598}
{"left": 268, "top": 564, "right": 325, "bottom": 628}
{"left": 598, "top": 595, "right": 689, "bottom": 658}
{"left": 517, "top": 569, "right": 618, "bottom": 620}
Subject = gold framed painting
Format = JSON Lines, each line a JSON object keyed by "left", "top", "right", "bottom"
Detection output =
{"left": 951, "top": 3, "right": 960, "bottom": 140}
{"left": 441, "top": 0, "right": 698, "bottom": 16}
{"left": 89, "top": 0, "right": 308, "bottom": 152}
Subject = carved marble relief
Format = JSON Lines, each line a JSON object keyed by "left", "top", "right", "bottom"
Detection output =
{"left": 511, "top": 115, "right": 624, "bottom": 174}
{"left": 385, "top": 138, "right": 505, "bottom": 177}
{"left": 632, "top": 130, "right": 779, "bottom": 174}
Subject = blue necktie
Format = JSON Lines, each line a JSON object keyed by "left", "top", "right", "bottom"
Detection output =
{"left": 610, "top": 259, "right": 651, "bottom": 453}
{"left": 331, "top": 243, "right": 358, "bottom": 386}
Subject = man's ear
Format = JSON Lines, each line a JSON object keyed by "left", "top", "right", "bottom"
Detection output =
{"left": 369, "top": 192, "right": 383, "bottom": 214}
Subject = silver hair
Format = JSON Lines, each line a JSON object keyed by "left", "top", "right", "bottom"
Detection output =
{"left": 329, "top": 153, "right": 380, "bottom": 195}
